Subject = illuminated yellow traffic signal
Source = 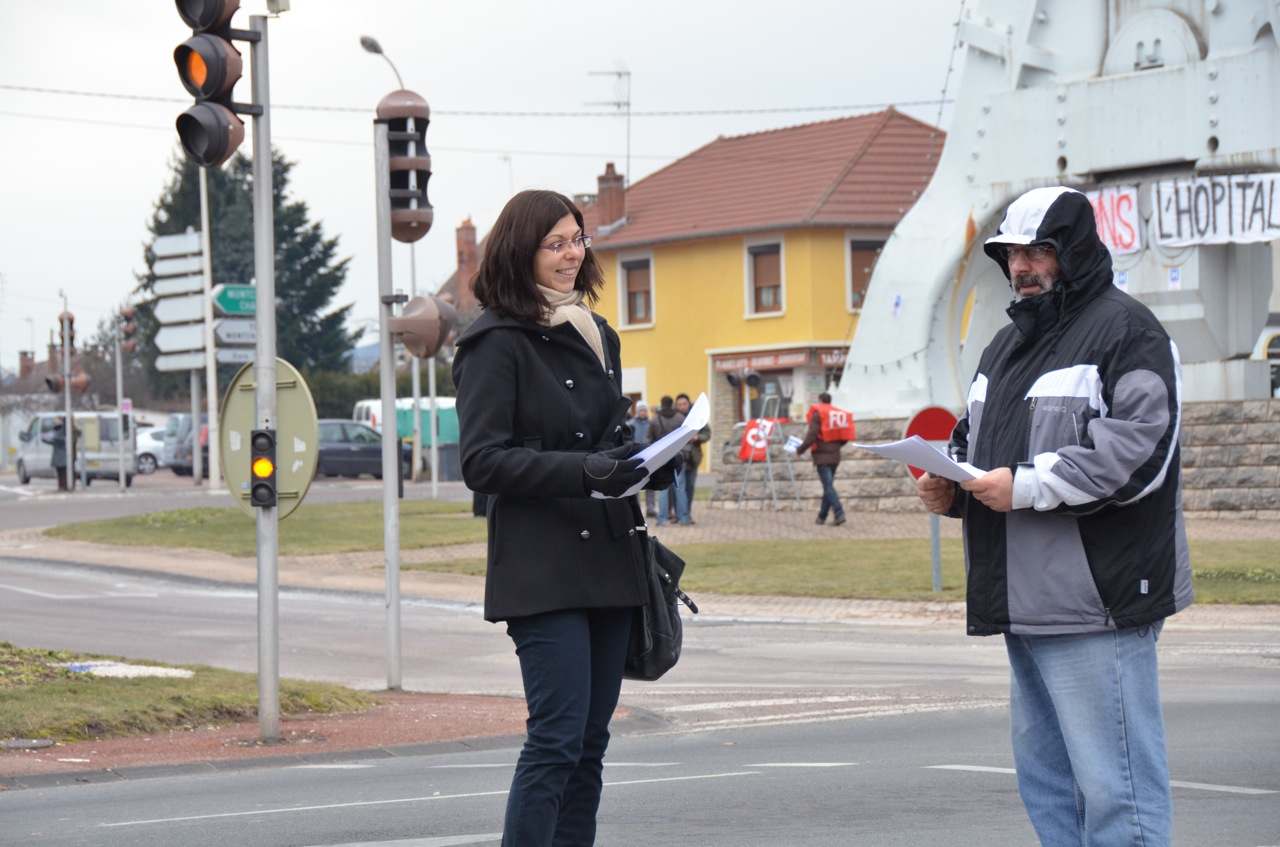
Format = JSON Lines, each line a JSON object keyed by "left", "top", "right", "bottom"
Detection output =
{"left": 250, "top": 429, "right": 277, "bottom": 507}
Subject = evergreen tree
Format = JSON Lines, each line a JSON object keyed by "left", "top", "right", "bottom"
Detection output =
{"left": 134, "top": 147, "right": 357, "bottom": 400}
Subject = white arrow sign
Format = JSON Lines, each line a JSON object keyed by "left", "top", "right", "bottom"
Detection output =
{"left": 214, "top": 318, "right": 256, "bottom": 345}
{"left": 153, "top": 255, "right": 203, "bottom": 278}
{"left": 155, "top": 351, "right": 205, "bottom": 372}
{"left": 217, "top": 348, "right": 254, "bottom": 364}
{"left": 154, "top": 293, "right": 205, "bottom": 325}
{"left": 152, "top": 230, "right": 201, "bottom": 258}
{"left": 154, "top": 273, "right": 204, "bottom": 297}
{"left": 155, "top": 324, "right": 206, "bottom": 353}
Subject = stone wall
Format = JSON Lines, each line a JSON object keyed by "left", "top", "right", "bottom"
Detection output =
{"left": 711, "top": 400, "right": 1280, "bottom": 519}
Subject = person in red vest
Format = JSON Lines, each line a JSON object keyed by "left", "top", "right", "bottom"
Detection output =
{"left": 796, "top": 392, "right": 855, "bottom": 526}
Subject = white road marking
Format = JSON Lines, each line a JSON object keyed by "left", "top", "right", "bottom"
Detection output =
{"left": 927, "top": 766, "right": 1277, "bottom": 795}
{"left": 663, "top": 694, "right": 891, "bottom": 713}
{"left": 425, "top": 761, "right": 679, "bottom": 770}
{"left": 647, "top": 699, "right": 1006, "bottom": 734}
{"left": 0, "top": 485, "right": 35, "bottom": 497}
{"left": 305, "top": 835, "right": 501, "bottom": 847}
{"left": 288, "top": 764, "right": 376, "bottom": 770}
{"left": 99, "top": 770, "right": 760, "bottom": 828}
{"left": 0, "top": 583, "right": 158, "bottom": 600}
{"left": 747, "top": 763, "right": 858, "bottom": 768}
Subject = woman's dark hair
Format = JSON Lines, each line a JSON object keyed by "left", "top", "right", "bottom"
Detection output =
{"left": 471, "top": 190, "right": 604, "bottom": 322}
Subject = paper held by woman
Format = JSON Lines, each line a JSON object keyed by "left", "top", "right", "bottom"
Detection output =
{"left": 852, "top": 435, "right": 985, "bottom": 482}
{"left": 591, "top": 393, "right": 710, "bottom": 499}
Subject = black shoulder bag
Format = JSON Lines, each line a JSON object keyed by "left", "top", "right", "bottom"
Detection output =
{"left": 624, "top": 526, "right": 698, "bottom": 682}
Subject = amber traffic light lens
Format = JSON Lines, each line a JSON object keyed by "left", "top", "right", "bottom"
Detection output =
{"left": 186, "top": 51, "right": 208, "bottom": 88}
{"left": 252, "top": 457, "right": 275, "bottom": 478}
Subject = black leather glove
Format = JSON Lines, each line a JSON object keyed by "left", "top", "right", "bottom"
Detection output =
{"left": 582, "top": 443, "right": 647, "bottom": 497}
{"left": 644, "top": 456, "right": 682, "bottom": 491}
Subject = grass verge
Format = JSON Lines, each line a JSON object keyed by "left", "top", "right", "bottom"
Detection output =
{"left": 46, "top": 500, "right": 482, "bottom": 558}
{"left": 405, "top": 538, "right": 1280, "bottom": 604}
{"left": 0, "top": 642, "right": 374, "bottom": 743}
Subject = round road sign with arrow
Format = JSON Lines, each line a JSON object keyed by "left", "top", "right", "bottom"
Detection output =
{"left": 903, "top": 406, "right": 960, "bottom": 480}
{"left": 219, "top": 358, "right": 319, "bottom": 520}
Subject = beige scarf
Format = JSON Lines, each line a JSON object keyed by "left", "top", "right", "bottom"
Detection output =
{"left": 537, "top": 285, "right": 606, "bottom": 370}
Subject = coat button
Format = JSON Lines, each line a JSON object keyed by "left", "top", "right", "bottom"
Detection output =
{"left": 628, "top": 528, "right": 636, "bottom": 536}
{"left": 608, "top": 368, "right": 615, "bottom": 377}
{"left": 565, "top": 379, "right": 575, "bottom": 389}
{"left": 575, "top": 431, "right": 585, "bottom": 439}
{"left": 614, "top": 425, "right": 622, "bottom": 433}
{"left": 579, "top": 529, "right": 591, "bottom": 540}
{"left": 541, "top": 335, "right": 550, "bottom": 341}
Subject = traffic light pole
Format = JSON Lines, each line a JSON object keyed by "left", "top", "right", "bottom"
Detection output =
{"left": 429, "top": 351, "right": 439, "bottom": 499}
{"left": 191, "top": 370, "right": 202, "bottom": 485}
{"left": 115, "top": 329, "right": 125, "bottom": 491}
{"left": 249, "top": 14, "right": 280, "bottom": 742}
{"left": 374, "top": 119, "right": 403, "bottom": 691}
{"left": 200, "top": 166, "right": 222, "bottom": 492}
{"left": 409, "top": 244, "right": 422, "bottom": 483}
{"left": 60, "top": 294, "right": 74, "bottom": 493}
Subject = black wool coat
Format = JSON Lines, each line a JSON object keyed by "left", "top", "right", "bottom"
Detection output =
{"left": 452, "top": 308, "right": 648, "bottom": 623}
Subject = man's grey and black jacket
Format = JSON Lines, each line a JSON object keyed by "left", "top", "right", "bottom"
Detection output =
{"left": 951, "top": 188, "right": 1194, "bottom": 637}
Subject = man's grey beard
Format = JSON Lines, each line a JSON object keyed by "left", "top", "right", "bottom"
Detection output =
{"left": 1012, "top": 273, "right": 1058, "bottom": 301}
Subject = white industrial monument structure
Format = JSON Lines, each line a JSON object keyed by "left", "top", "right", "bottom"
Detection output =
{"left": 837, "top": 0, "right": 1280, "bottom": 417}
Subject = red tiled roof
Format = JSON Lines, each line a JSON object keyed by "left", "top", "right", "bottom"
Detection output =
{"left": 591, "top": 108, "right": 944, "bottom": 250}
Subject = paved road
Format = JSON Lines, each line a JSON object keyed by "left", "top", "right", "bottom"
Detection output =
{"left": 0, "top": 559, "right": 1276, "bottom": 845}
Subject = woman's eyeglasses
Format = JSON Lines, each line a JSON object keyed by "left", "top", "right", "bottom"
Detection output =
{"left": 539, "top": 235, "right": 592, "bottom": 254}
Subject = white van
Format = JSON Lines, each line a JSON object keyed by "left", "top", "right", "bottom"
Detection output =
{"left": 15, "top": 411, "right": 137, "bottom": 486}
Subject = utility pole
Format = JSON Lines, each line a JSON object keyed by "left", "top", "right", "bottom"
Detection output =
{"left": 114, "top": 326, "right": 125, "bottom": 491}
{"left": 588, "top": 68, "right": 632, "bottom": 187}
{"left": 58, "top": 291, "right": 74, "bottom": 493}
{"left": 409, "top": 244, "right": 423, "bottom": 482}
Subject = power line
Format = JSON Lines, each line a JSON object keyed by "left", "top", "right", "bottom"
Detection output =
{"left": 1, "top": 83, "right": 951, "bottom": 118}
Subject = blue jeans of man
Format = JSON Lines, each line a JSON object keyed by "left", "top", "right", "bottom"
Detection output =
{"left": 815, "top": 464, "right": 844, "bottom": 521}
{"left": 657, "top": 467, "right": 690, "bottom": 525}
{"left": 503, "top": 606, "right": 633, "bottom": 847}
{"left": 1005, "top": 623, "right": 1171, "bottom": 847}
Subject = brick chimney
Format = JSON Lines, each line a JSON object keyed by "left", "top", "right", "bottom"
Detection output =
{"left": 455, "top": 217, "right": 479, "bottom": 312}
{"left": 596, "top": 162, "right": 625, "bottom": 229}
{"left": 18, "top": 351, "right": 34, "bottom": 380}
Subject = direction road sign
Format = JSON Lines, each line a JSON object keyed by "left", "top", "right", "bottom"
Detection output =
{"left": 217, "top": 348, "right": 254, "bottom": 364}
{"left": 154, "top": 293, "right": 205, "bottom": 324}
{"left": 153, "top": 255, "right": 203, "bottom": 278}
{"left": 212, "top": 284, "right": 256, "bottom": 317}
{"left": 154, "top": 274, "right": 204, "bottom": 297}
{"left": 903, "top": 406, "right": 960, "bottom": 480}
{"left": 215, "top": 318, "right": 256, "bottom": 345}
{"left": 152, "top": 230, "right": 201, "bottom": 258}
{"left": 156, "top": 351, "right": 205, "bottom": 372}
{"left": 156, "top": 324, "right": 205, "bottom": 353}
{"left": 220, "top": 358, "right": 318, "bottom": 520}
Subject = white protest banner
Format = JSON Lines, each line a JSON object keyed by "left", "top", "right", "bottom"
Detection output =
{"left": 1152, "top": 173, "right": 1280, "bottom": 246}
{"left": 1086, "top": 185, "right": 1142, "bottom": 255}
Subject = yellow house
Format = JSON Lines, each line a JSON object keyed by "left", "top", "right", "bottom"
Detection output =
{"left": 583, "top": 109, "right": 944, "bottom": 467}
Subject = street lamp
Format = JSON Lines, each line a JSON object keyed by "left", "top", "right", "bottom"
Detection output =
{"left": 361, "top": 34, "right": 436, "bottom": 495}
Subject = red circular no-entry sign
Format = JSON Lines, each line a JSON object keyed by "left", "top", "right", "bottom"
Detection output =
{"left": 902, "top": 406, "right": 960, "bottom": 480}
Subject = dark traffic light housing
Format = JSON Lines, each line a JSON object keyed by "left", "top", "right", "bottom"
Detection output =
{"left": 249, "top": 428, "right": 277, "bottom": 508}
{"left": 119, "top": 306, "right": 138, "bottom": 353}
{"left": 376, "top": 90, "right": 433, "bottom": 243}
{"left": 388, "top": 295, "right": 457, "bottom": 358}
{"left": 173, "top": 0, "right": 261, "bottom": 168}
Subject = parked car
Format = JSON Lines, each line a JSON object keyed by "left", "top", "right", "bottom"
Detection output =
{"left": 166, "top": 414, "right": 209, "bottom": 477}
{"left": 15, "top": 411, "right": 136, "bottom": 486}
{"left": 317, "top": 419, "right": 411, "bottom": 479}
{"left": 135, "top": 426, "right": 168, "bottom": 475}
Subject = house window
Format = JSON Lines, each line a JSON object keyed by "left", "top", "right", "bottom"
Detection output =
{"left": 849, "top": 241, "right": 882, "bottom": 310}
{"left": 623, "top": 259, "right": 652, "bottom": 325}
{"left": 749, "top": 243, "right": 782, "bottom": 314}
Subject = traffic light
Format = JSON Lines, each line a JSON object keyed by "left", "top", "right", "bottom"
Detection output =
{"left": 388, "top": 295, "right": 456, "bottom": 358}
{"left": 173, "top": 0, "right": 260, "bottom": 167}
{"left": 376, "top": 90, "right": 433, "bottom": 243}
{"left": 119, "top": 306, "right": 138, "bottom": 353}
{"left": 58, "top": 311, "right": 75, "bottom": 354}
{"left": 45, "top": 373, "right": 90, "bottom": 394}
{"left": 249, "top": 429, "right": 276, "bottom": 507}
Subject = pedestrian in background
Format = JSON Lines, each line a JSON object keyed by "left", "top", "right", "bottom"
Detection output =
{"left": 649, "top": 395, "right": 691, "bottom": 526}
{"left": 42, "top": 417, "right": 72, "bottom": 491}
{"left": 453, "top": 189, "right": 677, "bottom": 846}
{"left": 628, "top": 401, "right": 657, "bottom": 518}
{"left": 795, "top": 392, "right": 852, "bottom": 525}
{"left": 918, "top": 186, "right": 1192, "bottom": 846}
{"left": 675, "top": 393, "right": 710, "bottom": 522}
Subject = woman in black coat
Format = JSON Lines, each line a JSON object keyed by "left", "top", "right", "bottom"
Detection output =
{"left": 452, "top": 190, "right": 674, "bottom": 846}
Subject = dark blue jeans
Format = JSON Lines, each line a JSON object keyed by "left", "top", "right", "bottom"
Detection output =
{"left": 503, "top": 606, "right": 634, "bottom": 847}
{"left": 816, "top": 464, "right": 844, "bottom": 521}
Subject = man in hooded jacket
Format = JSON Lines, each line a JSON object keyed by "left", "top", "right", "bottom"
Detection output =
{"left": 917, "top": 187, "right": 1193, "bottom": 846}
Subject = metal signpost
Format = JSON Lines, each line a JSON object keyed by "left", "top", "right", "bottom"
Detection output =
{"left": 903, "top": 406, "right": 961, "bottom": 593}
{"left": 199, "top": 168, "right": 222, "bottom": 492}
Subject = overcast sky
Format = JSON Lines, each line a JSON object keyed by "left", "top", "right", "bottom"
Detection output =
{"left": 0, "top": 0, "right": 962, "bottom": 374}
